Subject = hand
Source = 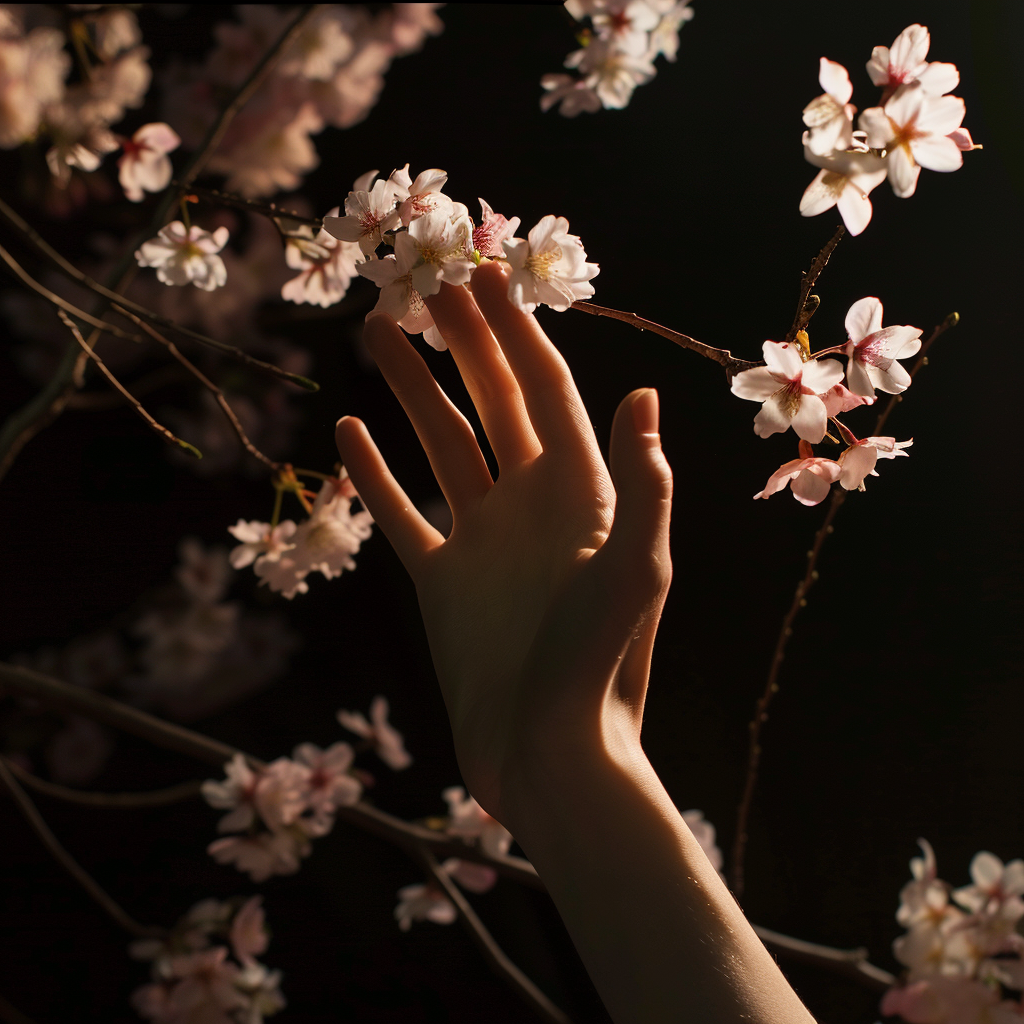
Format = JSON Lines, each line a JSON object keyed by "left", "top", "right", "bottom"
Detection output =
{"left": 335, "top": 261, "right": 673, "bottom": 828}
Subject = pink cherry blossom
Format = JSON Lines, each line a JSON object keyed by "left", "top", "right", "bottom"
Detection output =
{"left": 881, "top": 976, "right": 1023, "bottom": 1024}
{"left": 730, "top": 341, "right": 844, "bottom": 442}
{"left": 286, "top": 477, "right": 374, "bottom": 582}
{"left": 207, "top": 830, "right": 304, "bottom": 883}
{"left": 227, "top": 520, "right": 297, "bottom": 571}
{"left": 230, "top": 896, "right": 269, "bottom": 966}
{"left": 866, "top": 24, "right": 960, "bottom": 100}
{"left": 118, "top": 122, "right": 180, "bottom": 201}
{"left": 539, "top": 73, "right": 602, "bottom": 117}
{"left": 201, "top": 753, "right": 261, "bottom": 833}
{"left": 253, "top": 758, "right": 311, "bottom": 833}
{"left": 753, "top": 443, "right": 842, "bottom": 507}
{"left": 819, "top": 383, "right": 875, "bottom": 419}
{"left": 844, "top": 296, "right": 922, "bottom": 396}
{"left": 390, "top": 163, "right": 452, "bottom": 226}
{"left": 0, "top": 27, "right": 70, "bottom": 149}
{"left": 135, "top": 221, "right": 230, "bottom": 291}
{"left": 590, "top": 1, "right": 659, "bottom": 59}
{"left": 952, "top": 852, "right": 1024, "bottom": 915}
{"left": 442, "top": 785, "right": 513, "bottom": 858}
{"left": 802, "top": 58, "right": 855, "bottom": 157}
{"left": 503, "top": 215, "right": 599, "bottom": 313}
{"left": 291, "top": 741, "right": 363, "bottom": 820}
{"left": 440, "top": 857, "right": 499, "bottom": 894}
{"left": 281, "top": 206, "right": 363, "bottom": 308}
{"left": 394, "top": 882, "right": 457, "bottom": 931}
{"left": 564, "top": 37, "right": 656, "bottom": 109}
{"left": 836, "top": 428, "right": 912, "bottom": 491}
{"left": 337, "top": 695, "right": 412, "bottom": 770}
{"left": 357, "top": 252, "right": 443, "bottom": 349}
{"left": 472, "top": 198, "right": 520, "bottom": 259}
{"left": 164, "top": 947, "right": 247, "bottom": 1021}
{"left": 859, "top": 83, "right": 966, "bottom": 199}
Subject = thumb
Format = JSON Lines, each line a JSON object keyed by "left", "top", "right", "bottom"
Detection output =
{"left": 602, "top": 388, "right": 673, "bottom": 605}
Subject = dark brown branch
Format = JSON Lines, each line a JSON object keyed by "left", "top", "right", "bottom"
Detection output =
{"left": 570, "top": 301, "right": 760, "bottom": 375}
{"left": 412, "top": 844, "right": 572, "bottom": 1024}
{"left": 0, "top": 757, "right": 166, "bottom": 939}
{"left": 114, "top": 306, "right": 281, "bottom": 470}
{"left": 784, "top": 225, "right": 845, "bottom": 344}
{"left": 730, "top": 312, "right": 956, "bottom": 899}
{"left": 0, "top": 242, "right": 141, "bottom": 343}
{"left": 4, "top": 760, "right": 202, "bottom": 808}
{"left": 173, "top": 183, "right": 323, "bottom": 229}
{"left": 57, "top": 311, "right": 202, "bottom": 459}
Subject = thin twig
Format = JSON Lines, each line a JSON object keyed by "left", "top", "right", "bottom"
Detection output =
{"left": 67, "top": 364, "right": 187, "bottom": 410}
{"left": 4, "top": 760, "right": 202, "bottom": 808}
{"left": 0, "top": 243, "right": 141, "bottom": 342}
{"left": 173, "top": 183, "right": 323, "bottom": 228}
{"left": 751, "top": 924, "right": 896, "bottom": 992}
{"left": 784, "top": 225, "right": 845, "bottom": 344}
{"left": 0, "top": 5, "right": 321, "bottom": 482}
{"left": 412, "top": 844, "right": 573, "bottom": 1024}
{"left": 729, "top": 312, "right": 957, "bottom": 899}
{"left": 570, "top": 301, "right": 760, "bottom": 375}
{"left": 0, "top": 196, "right": 318, "bottom": 392}
{"left": 114, "top": 306, "right": 281, "bottom": 470}
{"left": 0, "top": 661, "right": 897, "bottom": 993}
{"left": 0, "top": 757, "right": 166, "bottom": 939}
{"left": 57, "top": 311, "right": 202, "bottom": 459}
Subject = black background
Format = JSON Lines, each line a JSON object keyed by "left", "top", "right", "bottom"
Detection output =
{"left": 1, "top": 3, "right": 1021, "bottom": 1022}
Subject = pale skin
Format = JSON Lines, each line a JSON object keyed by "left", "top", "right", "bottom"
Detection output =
{"left": 335, "top": 260, "right": 818, "bottom": 1024}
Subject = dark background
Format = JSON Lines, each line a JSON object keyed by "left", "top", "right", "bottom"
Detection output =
{"left": 1, "top": 3, "right": 1021, "bottom": 1022}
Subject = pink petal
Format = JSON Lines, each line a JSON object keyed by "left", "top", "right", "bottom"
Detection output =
{"left": 789, "top": 395, "right": 828, "bottom": 443}
{"left": 791, "top": 465, "right": 836, "bottom": 505}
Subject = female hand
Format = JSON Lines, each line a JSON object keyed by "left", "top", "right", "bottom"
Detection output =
{"left": 335, "top": 261, "right": 673, "bottom": 830}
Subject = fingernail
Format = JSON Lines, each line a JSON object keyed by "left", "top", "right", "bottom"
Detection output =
{"left": 632, "top": 389, "right": 659, "bottom": 434}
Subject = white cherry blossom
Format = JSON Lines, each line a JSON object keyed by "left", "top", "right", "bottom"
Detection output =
{"left": 390, "top": 163, "right": 452, "bottom": 226}
{"left": 201, "top": 753, "right": 261, "bottom": 834}
{"left": 753, "top": 442, "right": 842, "bottom": 507}
{"left": 799, "top": 137, "right": 887, "bottom": 236}
{"left": 286, "top": 477, "right": 374, "bottom": 582}
{"left": 539, "top": 73, "right": 602, "bottom": 117}
{"left": 394, "top": 882, "right": 456, "bottom": 931}
{"left": 323, "top": 175, "right": 402, "bottom": 255}
{"left": 503, "top": 215, "right": 599, "bottom": 313}
{"left": 357, "top": 252, "right": 443, "bottom": 350}
{"left": 135, "top": 221, "right": 230, "bottom": 291}
{"left": 802, "top": 58, "right": 856, "bottom": 157}
{"left": 394, "top": 205, "right": 475, "bottom": 298}
{"left": 442, "top": 785, "right": 513, "bottom": 858}
{"left": 227, "top": 520, "right": 297, "bottom": 570}
{"left": 337, "top": 695, "right": 412, "bottom": 770}
{"left": 281, "top": 207, "right": 363, "bottom": 308}
{"left": 564, "top": 37, "right": 656, "bottom": 109}
{"left": 836, "top": 432, "right": 912, "bottom": 491}
{"left": 859, "top": 83, "right": 966, "bottom": 198}
{"left": 844, "top": 296, "right": 922, "bottom": 396}
{"left": 730, "top": 341, "right": 843, "bottom": 442}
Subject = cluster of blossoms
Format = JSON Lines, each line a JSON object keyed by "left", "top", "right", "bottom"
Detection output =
{"left": 731, "top": 296, "right": 917, "bottom": 507}
{"left": 541, "top": 0, "right": 693, "bottom": 116}
{"left": 130, "top": 896, "right": 284, "bottom": 1024}
{"left": 881, "top": 842, "right": 1024, "bottom": 1024}
{"left": 228, "top": 471, "right": 373, "bottom": 599}
{"left": 799, "top": 24, "right": 978, "bottom": 235}
{"left": 202, "top": 697, "right": 411, "bottom": 882}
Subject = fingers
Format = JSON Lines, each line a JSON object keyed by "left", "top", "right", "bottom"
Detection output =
{"left": 424, "top": 281, "right": 541, "bottom": 470}
{"left": 364, "top": 313, "right": 492, "bottom": 518}
{"left": 335, "top": 415, "right": 443, "bottom": 577}
{"left": 469, "top": 261, "right": 600, "bottom": 459}
{"left": 594, "top": 387, "right": 673, "bottom": 629}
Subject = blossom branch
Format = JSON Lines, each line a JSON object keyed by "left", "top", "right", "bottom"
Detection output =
{"left": 113, "top": 305, "right": 281, "bottom": 471}
{"left": 0, "top": 661, "right": 897, "bottom": 993}
{"left": 0, "top": 6, "right": 321, "bottom": 484}
{"left": 730, "top": 311, "right": 956, "bottom": 900}
{"left": 0, "top": 195, "right": 319, "bottom": 392}
{"left": 3, "top": 759, "right": 203, "bottom": 809}
{"left": 411, "top": 843, "right": 573, "bottom": 1024}
{"left": 57, "top": 311, "right": 203, "bottom": 460}
{"left": 783, "top": 225, "right": 845, "bottom": 344}
{"left": 0, "top": 756, "right": 166, "bottom": 940}
{"left": 173, "top": 182, "right": 323, "bottom": 229}
{"left": 570, "top": 301, "right": 760, "bottom": 374}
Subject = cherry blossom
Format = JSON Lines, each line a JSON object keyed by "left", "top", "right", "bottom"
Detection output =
{"left": 252, "top": 757, "right": 311, "bottom": 833}
{"left": 819, "top": 383, "right": 875, "bottom": 419}
{"left": 201, "top": 753, "right": 261, "bottom": 833}
{"left": 227, "top": 520, "right": 298, "bottom": 571}
{"left": 117, "top": 122, "right": 180, "bottom": 201}
{"left": 440, "top": 857, "right": 499, "bottom": 894}
{"left": 390, "top": 163, "right": 452, "bottom": 226}
{"left": 802, "top": 58, "right": 856, "bottom": 157}
{"left": 323, "top": 174, "right": 403, "bottom": 255}
{"left": 337, "top": 695, "right": 412, "bottom": 770}
{"left": 394, "top": 205, "right": 475, "bottom": 298}
{"left": 681, "top": 809, "right": 724, "bottom": 873}
{"left": 835, "top": 430, "right": 912, "bottom": 492}
{"left": 0, "top": 27, "right": 70, "bottom": 149}
{"left": 291, "top": 741, "right": 363, "bottom": 821}
{"left": 539, "top": 73, "right": 602, "bottom": 117}
{"left": 503, "top": 215, "right": 599, "bottom": 313}
{"left": 207, "top": 830, "right": 306, "bottom": 883}
{"left": 590, "top": 1, "right": 659, "bottom": 59}
{"left": 730, "top": 341, "right": 844, "bottom": 442}
{"left": 394, "top": 882, "right": 457, "bottom": 931}
{"left": 753, "top": 442, "right": 842, "bottom": 507}
{"left": 844, "top": 296, "right": 922, "bottom": 396}
{"left": 471, "top": 198, "right": 521, "bottom": 259}
{"left": 952, "top": 852, "right": 1024, "bottom": 915}
{"left": 866, "top": 24, "right": 960, "bottom": 101}
{"left": 285, "top": 477, "right": 374, "bottom": 582}
{"left": 281, "top": 207, "right": 363, "bottom": 308}
{"left": 442, "top": 785, "right": 514, "bottom": 858}
{"left": 799, "top": 139, "right": 888, "bottom": 236}
{"left": 229, "top": 897, "right": 269, "bottom": 966}
{"left": 563, "top": 37, "right": 657, "bottom": 109}
{"left": 859, "top": 84, "right": 966, "bottom": 199}
{"left": 357, "top": 253, "right": 443, "bottom": 350}
{"left": 135, "top": 221, "right": 231, "bottom": 291}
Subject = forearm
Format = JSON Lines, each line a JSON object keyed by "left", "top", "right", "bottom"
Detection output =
{"left": 503, "top": 735, "right": 817, "bottom": 1024}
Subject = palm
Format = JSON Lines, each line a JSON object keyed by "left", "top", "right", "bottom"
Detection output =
{"left": 336, "top": 265, "right": 672, "bottom": 824}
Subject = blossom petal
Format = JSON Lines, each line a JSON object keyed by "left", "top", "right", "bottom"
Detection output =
{"left": 845, "top": 297, "right": 883, "bottom": 343}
